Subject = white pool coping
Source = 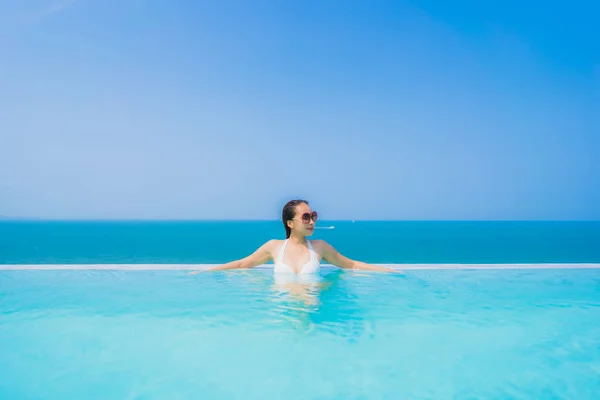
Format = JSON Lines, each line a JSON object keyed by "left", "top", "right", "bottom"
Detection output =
{"left": 1, "top": 263, "right": 599, "bottom": 270}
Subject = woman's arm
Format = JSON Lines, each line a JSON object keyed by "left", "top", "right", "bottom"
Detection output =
{"left": 190, "top": 240, "right": 276, "bottom": 274}
{"left": 321, "top": 241, "right": 398, "bottom": 272}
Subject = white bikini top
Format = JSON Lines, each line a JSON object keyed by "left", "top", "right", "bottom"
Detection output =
{"left": 273, "top": 239, "right": 321, "bottom": 275}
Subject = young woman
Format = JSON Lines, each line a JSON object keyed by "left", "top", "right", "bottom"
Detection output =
{"left": 191, "top": 199, "right": 396, "bottom": 274}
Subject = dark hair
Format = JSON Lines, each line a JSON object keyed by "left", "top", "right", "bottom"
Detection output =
{"left": 282, "top": 199, "right": 309, "bottom": 238}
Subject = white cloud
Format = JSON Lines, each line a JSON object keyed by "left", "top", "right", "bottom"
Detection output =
{"left": 0, "top": 0, "right": 77, "bottom": 28}
{"left": 35, "top": 0, "right": 77, "bottom": 21}
{"left": 0, "top": 0, "right": 77, "bottom": 49}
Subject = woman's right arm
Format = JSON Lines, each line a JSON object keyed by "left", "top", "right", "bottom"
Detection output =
{"left": 190, "top": 240, "right": 276, "bottom": 274}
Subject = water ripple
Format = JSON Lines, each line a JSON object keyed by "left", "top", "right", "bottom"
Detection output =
{"left": 1, "top": 268, "right": 600, "bottom": 399}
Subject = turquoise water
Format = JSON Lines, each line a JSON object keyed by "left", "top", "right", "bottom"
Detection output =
{"left": 2, "top": 221, "right": 600, "bottom": 398}
{"left": 1, "top": 268, "right": 599, "bottom": 399}
{"left": 1, "top": 220, "right": 600, "bottom": 264}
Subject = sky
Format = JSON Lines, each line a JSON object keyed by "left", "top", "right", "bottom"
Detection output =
{"left": 0, "top": 0, "right": 598, "bottom": 220}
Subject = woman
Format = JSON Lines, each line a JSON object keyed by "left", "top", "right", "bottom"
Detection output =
{"left": 191, "top": 199, "right": 396, "bottom": 274}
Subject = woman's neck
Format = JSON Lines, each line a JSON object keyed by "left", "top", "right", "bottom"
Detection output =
{"left": 287, "top": 234, "right": 307, "bottom": 245}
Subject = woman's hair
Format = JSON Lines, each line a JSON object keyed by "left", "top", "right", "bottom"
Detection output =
{"left": 282, "top": 199, "right": 309, "bottom": 238}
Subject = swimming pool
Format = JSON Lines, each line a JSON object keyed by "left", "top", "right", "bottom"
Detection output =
{"left": 1, "top": 267, "right": 599, "bottom": 399}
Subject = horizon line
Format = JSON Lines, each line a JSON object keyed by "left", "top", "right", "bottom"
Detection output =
{"left": 1, "top": 217, "right": 599, "bottom": 223}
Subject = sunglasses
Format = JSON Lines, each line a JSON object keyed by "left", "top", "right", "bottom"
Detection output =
{"left": 294, "top": 211, "right": 318, "bottom": 224}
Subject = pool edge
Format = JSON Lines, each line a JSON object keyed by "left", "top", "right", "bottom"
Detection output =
{"left": 1, "top": 263, "right": 600, "bottom": 270}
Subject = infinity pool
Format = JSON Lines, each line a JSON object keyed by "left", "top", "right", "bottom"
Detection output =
{"left": 1, "top": 268, "right": 599, "bottom": 399}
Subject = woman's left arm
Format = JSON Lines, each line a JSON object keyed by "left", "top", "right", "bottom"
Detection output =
{"left": 320, "top": 241, "right": 399, "bottom": 273}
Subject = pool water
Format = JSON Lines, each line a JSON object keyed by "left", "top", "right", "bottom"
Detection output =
{"left": 1, "top": 268, "right": 599, "bottom": 399}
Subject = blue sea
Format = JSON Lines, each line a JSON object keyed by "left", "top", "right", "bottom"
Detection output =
{"left": 1, "top": 221, "right": 600, "bottom": 399}
{"left": 1, "top": 220, "right": 600, "bottom": 264}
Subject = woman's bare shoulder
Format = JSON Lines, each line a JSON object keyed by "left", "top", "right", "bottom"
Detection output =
{"left": 310, "top": 239, "right": 330, "bottom": 250}
{"left": 263, "top": 239, "right": 285, "bottom": 253}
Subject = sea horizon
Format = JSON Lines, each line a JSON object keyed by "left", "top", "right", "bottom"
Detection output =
{"left": 2, "top": 220, "right": 599, "bottom": 265}
{"left": 2, "top": 217, "right": 599, "bottom": 222}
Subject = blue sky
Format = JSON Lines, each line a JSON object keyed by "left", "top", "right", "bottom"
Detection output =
{"left": 0, "top": 0, "right": 598, "bottom": 220}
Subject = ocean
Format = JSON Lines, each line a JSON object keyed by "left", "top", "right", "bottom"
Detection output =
{"left": 2, "top": 220, "right": 600, "bottom": 398}
{"left": 1, "top": 220, "right": 599, "bottom": 265}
